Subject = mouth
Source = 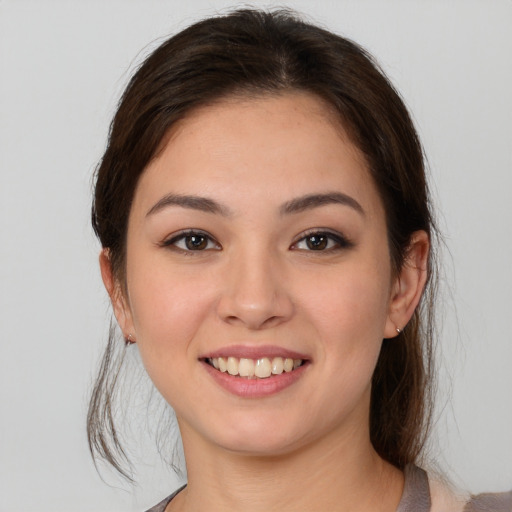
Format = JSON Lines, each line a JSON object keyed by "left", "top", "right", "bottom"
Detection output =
{"left": 204, "top": 356, "right": 306, "bottom": 379}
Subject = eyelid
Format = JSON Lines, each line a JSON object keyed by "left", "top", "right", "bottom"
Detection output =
{"left": 160, "top": 229, "right": 221, "bottom": 251}
{"left": 290, "top": 228, "right": 353, "bottom": 251}
{"left": 159, "top": 228, "right": 351, "bottom": 252}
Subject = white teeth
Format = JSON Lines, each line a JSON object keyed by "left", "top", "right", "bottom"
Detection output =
{"left": 227, "top": 356, "right": 238, "bottom": 375}
{"left": 218, "top": 357, "right": 227, "bottom": 373}
{"left": 255, "top": 357, "right": 272, "bottom": 378}
{"left": 208, "top": 356, "right": 303, "bottom": 378}
{"left": 238, "top": 358, "right": 255, "bottom": 377}
{"left": 283, "top": 358, "right": 294, "bottom": 372}
{"left": 271, "top": 357, "right": 284, "bottom": 374}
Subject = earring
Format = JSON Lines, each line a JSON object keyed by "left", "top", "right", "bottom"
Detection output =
{"left": 125, "top": 333, "right": 136, "bottom": 345}
{"left": 396, "top": 327, "right": 402, "bottom": 335}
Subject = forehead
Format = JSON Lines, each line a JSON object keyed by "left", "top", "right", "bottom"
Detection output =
{"left": 134, "top": 92, "right": 382, "bottom": 218}
{"left": 167, "top": 91, "right": 353, "bottom": 157}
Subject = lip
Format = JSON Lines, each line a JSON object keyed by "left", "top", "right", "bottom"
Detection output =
{"left": 201, "top": 359, "right": 309, "bottom": 398}
{"left": 200, "top": 344, "right": 310, "bottom": 361}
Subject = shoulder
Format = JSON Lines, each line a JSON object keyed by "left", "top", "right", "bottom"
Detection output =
{"left": 144, "top": 484, "right": 187, "bottom": 512}
{"left": 428, "top": 471, "right": 512, "bottom": 512}
{"left": 428, "top": 472, "right": 467, "bottom": 512}
{"left": 145, "top": 495, "right": 172, "bottom": 512}
{"left": 464, "top": 491, "right": 512, "bottom": 512}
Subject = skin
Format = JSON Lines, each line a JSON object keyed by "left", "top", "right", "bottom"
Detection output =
{"left": 101, "top": 92, "right": 429, "bottom": 511}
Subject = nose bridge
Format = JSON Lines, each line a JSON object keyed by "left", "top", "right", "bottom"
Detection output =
{"left": 217, "top": 243, "right": 292, "bottom": 329}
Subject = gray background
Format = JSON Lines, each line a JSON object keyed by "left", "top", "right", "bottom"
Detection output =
{"left": 1, "top": 1, "right": 511, "bottom": 510}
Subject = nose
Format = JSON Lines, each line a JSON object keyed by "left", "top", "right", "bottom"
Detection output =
{"left": 216, "top": 248, "right": 294, "bottom": 330}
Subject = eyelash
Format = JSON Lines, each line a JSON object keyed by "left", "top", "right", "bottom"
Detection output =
{"left": 161, "top": 229, "right": 353, "bottom": 253}
{"left": 161, "top": 230, "right": 220, "bottom": 253}
{"left": 291, "top": 229, "right": 353, "bottom": 252}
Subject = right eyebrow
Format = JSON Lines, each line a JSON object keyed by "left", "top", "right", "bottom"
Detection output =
{"left": 146, "top": 194, "right": 232, "bottom": 217}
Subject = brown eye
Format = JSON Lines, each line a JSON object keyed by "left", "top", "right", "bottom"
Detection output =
{"left": 163, "top": 230, "right": 220, "bottom": 252}
{"left": 305, "top": 234, "right": 328, "bottom": 250}
{"left": 185, "top": 234, "right": 208, "bottom": 250}
{"left": 292, "top": 231, "right": 352, "bottom": 252}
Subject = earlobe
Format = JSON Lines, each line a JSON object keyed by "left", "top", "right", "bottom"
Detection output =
{"left": 384, "top": 231, "right": 429, "bottom": 338}
{"left": 99, "top": 249, "right": 135, "bottom": 339}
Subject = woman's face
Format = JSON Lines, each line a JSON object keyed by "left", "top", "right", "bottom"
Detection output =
{"left": 113, "top": 92, "right": 408, "bottom": 456}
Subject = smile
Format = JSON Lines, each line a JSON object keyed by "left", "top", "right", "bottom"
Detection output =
{"left": 206, "top": 356, "right": 304, "bottom": 379}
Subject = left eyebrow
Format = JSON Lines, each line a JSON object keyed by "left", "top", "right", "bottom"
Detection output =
{"left": 280, "top": 192, "right": 365, "bottom": 217}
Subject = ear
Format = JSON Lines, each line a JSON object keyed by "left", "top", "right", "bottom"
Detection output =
{"left": 384, "top": 231, "right": 429, "bottom": 338}
{"left": 99, "top": 249, "right": 135, "bottom": 340}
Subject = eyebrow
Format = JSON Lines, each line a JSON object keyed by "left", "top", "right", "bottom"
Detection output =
{"left": 146, "top": 194, "right": 232, "bottom": 217}
{"left": 146, "top": 191, "right": 364, "bottom": 218}
{"left": 280, "top": 192, "right": 365, "bottom": 216}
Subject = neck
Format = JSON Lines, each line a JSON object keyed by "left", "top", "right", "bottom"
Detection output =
{"left": 170, "top": 421, "right": 404, "bottom": 512}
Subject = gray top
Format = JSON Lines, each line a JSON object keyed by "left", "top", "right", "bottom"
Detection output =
{"left": 397, "top": 464, "right": 431, "bottom": 512}
{"left": 145, "top": 465, "right": 512, "bottom": 512}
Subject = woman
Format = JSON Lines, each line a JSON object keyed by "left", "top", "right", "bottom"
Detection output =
{"left": 88, "top": 8, "right": 511, "bottom": 512}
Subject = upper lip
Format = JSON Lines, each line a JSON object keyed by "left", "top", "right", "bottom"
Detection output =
{"left": 200, "top": 344, "right": 310, "bottom": 361}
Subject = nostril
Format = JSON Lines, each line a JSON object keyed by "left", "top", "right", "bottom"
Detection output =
{"left": 215, "top": 272, "right": 294, "bottom": 329}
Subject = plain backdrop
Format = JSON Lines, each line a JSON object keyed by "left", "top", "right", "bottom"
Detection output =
{"left": 1, "top": 1, "right": 511, "bottom": 511}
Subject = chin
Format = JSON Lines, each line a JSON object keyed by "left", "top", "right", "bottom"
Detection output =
{"left": 203, "top": 413, "right": 314, "bottom": 457}
{"left": 223, "top": 434, "right": 304, "bottom": 457}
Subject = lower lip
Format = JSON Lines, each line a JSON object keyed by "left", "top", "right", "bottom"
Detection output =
{"left": 201, "top": 361, "right": 309, "bottom": 398}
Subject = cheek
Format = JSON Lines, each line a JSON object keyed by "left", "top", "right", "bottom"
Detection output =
{"left": 126, "top": 259, "right": 216, "bottom": 362}
{"left": 126, "top": 271, "right": 220, "bottom": 408}
{"left": 303, "top": 258, "right": 391, "bottom": 338}
{"left": 299, "top": 253, "right": 392, "bottom": 382}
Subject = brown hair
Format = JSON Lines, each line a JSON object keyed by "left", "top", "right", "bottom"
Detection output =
{"left": 89, "top": 8, "right": 438, "bottom": 479}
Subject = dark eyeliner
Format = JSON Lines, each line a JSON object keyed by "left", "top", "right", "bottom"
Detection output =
{"left": 293, "top": 229, "right": 354, "bottom": 250}
{"left": 159, "top": 229, "right": 216, "bottom": 248}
